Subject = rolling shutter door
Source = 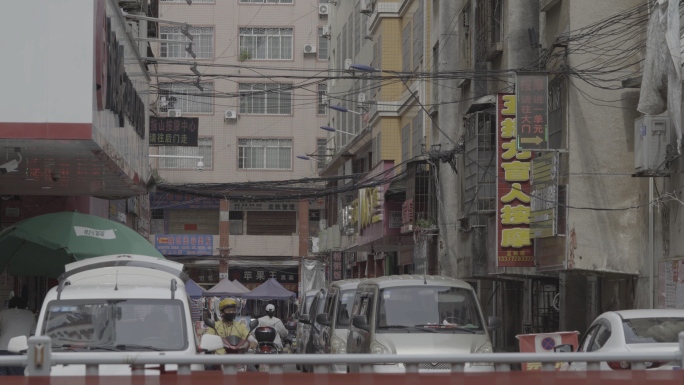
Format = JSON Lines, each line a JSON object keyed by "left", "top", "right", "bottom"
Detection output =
{"left": 246, "top": 211, "right": 296, "bottom": 235}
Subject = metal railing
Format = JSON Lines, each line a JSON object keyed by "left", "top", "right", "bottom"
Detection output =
{"left": 2, "top": 334, "right": 684, "bottom": 376}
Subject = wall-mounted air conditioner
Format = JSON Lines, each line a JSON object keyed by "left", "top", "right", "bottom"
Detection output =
{"left": 322, "top": 24, "right": 331, "bottom": 39}
{"left": 224, "top": 110, "right": 237, "bottom": 121}
{"left": 634, "top": 114, "right": 670, "bottom": 173}
{"left": 360, "top": 0, "right": 373, "bottom": 14}
{"left": 167, "top": 109, "right": 182, "bottom": 117}
{"left": 319, "top": 4, "right": 329, "bottom": 15}
{"left": 358, "top": 92, "right": 366, "bottom": 104}
{"left": 304, "top": 43, "right": 317, "bottom": 54}
{"left": 344, "top": 58, "right": 352, "bottom": 71}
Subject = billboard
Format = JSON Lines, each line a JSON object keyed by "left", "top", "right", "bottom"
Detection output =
{"left": 516, "top": 73, "right": 549, "bottom": 150}
{"left": 496, "top": 94, "right": 535, "bottom": 267}
{"left": 155, "top": 234, "right": 214, "bottom": 256}
{"left": 149, "top": 117, "right": 199, "bottom": 146}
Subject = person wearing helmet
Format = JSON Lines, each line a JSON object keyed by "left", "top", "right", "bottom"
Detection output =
{"left": 253, "top": 304, "right": 288, "bottom": 351}
{"left": 205, "top": 298, "right": 255, "bottom": 354}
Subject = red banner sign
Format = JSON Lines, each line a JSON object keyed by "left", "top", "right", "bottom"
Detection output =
{"left": 496, "top": 94, "right": 534, "bottom": 267}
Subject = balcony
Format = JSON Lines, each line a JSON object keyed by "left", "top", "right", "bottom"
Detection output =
{"left": 230, "top": 235, "right": 299, "bottom": 257}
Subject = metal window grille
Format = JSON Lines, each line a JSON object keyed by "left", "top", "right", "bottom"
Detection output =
{"left": 531, "top": 280, "right": 560, "bottom": 334}
{"left": 475, "top": 0, "right": 503, "bottom": 62}
{"left": 464, "top": 110, "right": 496, "bottom": 214}
{"left": 341, "top": 23, "right": 347, "bottom": 68}
{"left": 374, "top": 132, "right": 382, "bottom": 165}
{"left": 318, "top": 83, "right": 327, "bottom": 115}
{"left": 412, "top": 112, "right": 424, "bottom": 157}
{"left": 239, "top": 28, "right": 293, "bottom": 60}
{"left": 406, "top": 162, "right": 437, "bottom": 224}
{"left": 413, "top": 1, "right": 424, "bottom": 71}
{"left": 318, "top": 28, "right": 329, "bottom": 60}
{"left": 402, "top": 23, "right": 411, "bottom": 73}
{"left": 160, "top": 26, "right": 214, "bottom": 59}
{"left": 549, "top": 76, "right": 565, "bottom": 150}
{"left": 151, "top": 209, "right": 164, "bottom": 219}
{"left": 239, "top": 83, "right": 292, "bottom": 115}
{"left": 317, "top": 138, "right": 328, "bottom": 170}
{"left": 158, "top": 82, "right": 213, "bottom": 114}
{"left": 238, "top": 139, "right": 292, "bottom": 170}
{"left": 159, "top": 137, "right": 213, "bottom": 169}
{"left": 354, "top": 1, "right": 361, "bottom": 57}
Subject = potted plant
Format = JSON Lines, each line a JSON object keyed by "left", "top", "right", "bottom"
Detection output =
{"left": 239, "top": 50, "right": 252, "bottom": 61}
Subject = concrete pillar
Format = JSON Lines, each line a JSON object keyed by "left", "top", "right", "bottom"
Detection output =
{"left": 219, "top": 199, "right": 229, "bottom": 277}
{"left": 298, "top": 200, "right": 310, "bottom": 256}
{"left": 506, "top": 0, "right": 540, "bottom": 70}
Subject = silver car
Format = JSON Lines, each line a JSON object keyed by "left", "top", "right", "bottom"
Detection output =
{"left": 294, "top": 290, "right": 318, "bottom": 370}
{"left": 346, "top": 275, "right": 501, "bottom": 373}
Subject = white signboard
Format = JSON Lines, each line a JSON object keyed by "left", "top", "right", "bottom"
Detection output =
{"left": 229, "top": 202, "right": 298, "bottom": 211}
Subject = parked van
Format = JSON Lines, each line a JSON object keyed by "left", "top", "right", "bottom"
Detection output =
{"left": 9, "top": 254, "right": 212, "bottom": 375}
{"left": 298, "top": 287, "right": 327, "bottom": 372}
{"left": 294, "top": 289, "right": 318, "bottom": 370}
{"left": 314, "top": 279, "right": 363, "bottom": 373}
{"left": 346, "top": 275, "right": 501, "bottom": 373}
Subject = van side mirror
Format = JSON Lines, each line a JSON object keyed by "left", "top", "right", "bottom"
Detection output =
{"left": 352, "top": 315, "right": 369, "bottom": 331}
{"left": 199, "top": 334, "right": 223, "bottom": 353}
{"left": 554, "top": 344, "right": 574, "bottom": 353}
{"left": 7, "top": 336, "right": 28, "bottom": 354}
{"left": 299, "top": 314, "right": 311, "bottom": 325}
{"left": 487, "top": 316, "right": 503, "bottom": 331}
{"left": 316, "top": 313, "right": 331, "bottom": 326}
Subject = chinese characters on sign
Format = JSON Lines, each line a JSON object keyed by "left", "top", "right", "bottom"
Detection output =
{"left": 229, "top": 202, "right": 298, "bottom": 211}
{"left": 149, "top": 117, "right": 199, "bottom": 146}
{"left": 516, "top": 73, "right": 549, "bottom": 150}
{"left": 154, "top": 234, "right": 213, "bottom": 256}
{"left": 332, "top": 251, "right": 343, "bottom": 281}
{"left": 530, "top": 152, "right": 558, "bottom": 238}
{"left": 151, "top": 192, "right": 220, "bottom": 210}
{"left": 229, "top": 267, "right": 298, "bottom": 292}
{"left": 497, "top": 94, "right": 535, "bottom": 267}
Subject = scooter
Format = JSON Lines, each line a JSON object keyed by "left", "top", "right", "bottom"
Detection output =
{"left": 253, "top": 325, "right": 279, "bottom": 372}
{"left": 283, "top": 319, "right": 297, "bottom": 353}
{"left": 204, "top": 319, "right": 251, "bottom": 372}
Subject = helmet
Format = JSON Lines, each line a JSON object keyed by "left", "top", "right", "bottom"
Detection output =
{"left": 219, "top": 298, "right": 237, "bottom": 311}
{"left": 266, "top": 304, "right": 275, "bottom": 312}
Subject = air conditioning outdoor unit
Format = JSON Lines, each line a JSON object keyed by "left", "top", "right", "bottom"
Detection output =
{"left": 360, "top": 0, "right": 373, "bottom": 14}
{"left": 634, "top": 114, "right": 670, "bottom": 173}
{"left": 344, "top": 58, "right": 352, "bottom": 70}
{"left": 358, "top": 92, "right": 367, "bottom": 104}
{"left": 224, "top": 110, "right": 237, "bottom": 121}
{"left": 167, "top": 109, "right": 182, "bottom": 117}
{"left": 319, "top": 4, "right": 329, "bottom": 15}
{"left": 322, "top": 24, "right": 331, "bottom": 38}
{"left": 304, "top": 43, "right": 317, "bottom": 54}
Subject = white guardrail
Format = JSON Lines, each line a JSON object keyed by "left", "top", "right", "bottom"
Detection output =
{"left": 1, "top": 334, "right": 684, "bottom": 376}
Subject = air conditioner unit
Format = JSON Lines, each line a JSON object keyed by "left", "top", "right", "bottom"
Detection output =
{"left": 322, "top": 24, "right": 331, "bottom": 38}
{"left": 224, "top": 110, "right": 237, "bottom": 121}
{"left": 304, "top": 43, "right": 317, "bottom": 54}
{"left": 358, "top": 92, "right": 367, "bottom": 104}
{"left": 322, "top": 95, "right": 329, "bottom": 105}
{"left": 344, "top": 58, "right": 352, "bottom": 70}
{"left": 160, "top": 96, "right": 168, "bottom": 107}
{"left": 634, "top": 114, "right": 670, "bottom": 172}
{"left": 167, "top": 109, "right": 182, "bottom": 117}
{"left": 360, "top": 0, "right": 373, "bottom": 14}
{"left": 319, "top": 4, "right": 329, "bottom": 15}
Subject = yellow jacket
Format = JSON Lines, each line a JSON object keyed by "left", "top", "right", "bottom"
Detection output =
{"left": 205, "top": 320, "right": 250, "bottom": 355}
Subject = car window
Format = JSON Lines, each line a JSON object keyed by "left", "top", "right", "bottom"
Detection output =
{"left": 622, "top": 317, "right": 684, "bottom": 343}
{"left": 578, "top": 325, "right": 599, "bottom": 352}
{"left": 335, "top": 290, "right": 356, "bottom": 328}
{"left": 325, "top": 291, "right": 336, "bottom": 319}
{"left": 313, "top": 292, "right": 327, "bottom": 328}
{"left": 589, "top": 324, "right": 611, "bottom": 352}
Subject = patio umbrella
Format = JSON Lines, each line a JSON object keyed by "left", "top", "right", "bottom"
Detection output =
{"left": 205, "top": 278, "right": 250, "bottom": 297}
{"left": 232, "top": 279, "right": 250, "bottom": 292}
{"left": 0, "top": 211, "right": 164, "bottom": 278}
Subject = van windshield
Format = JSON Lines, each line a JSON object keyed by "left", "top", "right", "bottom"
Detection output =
{"left": 42, "top": 299, "right": 188, "bottom": 351}
{"left": 335, "top": 290, "right": 356, "bottom": 328}
{"left": 376, "top": 286, "right": 484, "bottom": 333}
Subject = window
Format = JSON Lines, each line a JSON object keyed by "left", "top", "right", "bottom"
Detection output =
{"left": 354, "top": 1, "right": 361, "bottom": 57}
{"left": 160, "top": 26, "right": 214, "bottom": 59}
{"left": 239, "top": 28, "right": 293, "bottom": 60}
{"left": 336, "top": 290, "right": 355, "bottom": 328}
{"left": 161, "top": 0, "right": 212, "bottom": 2}
{"left": 158, "top": 82, "right": 213, "bottom": 114}
{"left": 318, "top": 84, "right": 327, "bottom": 115}
{"left": 240, "top": 0, "right": 292, "bottom": 3}
{"left": 548, "top": 76, "right": 565, "bottom": 149}
{"left": 578, "top": 325, "right": 599, "bottom": 352}
{"left": 238, "top": 138, "right": 292, "bottom": 170}
{"left": 464, "top": 110, "right": 496, "bottom": 213}
{"left": 373, "top": 132, "right": 382, "bottom": 165}
{"left": 229, "top": 211, "right": 243, "bottom": 235}
{"left": 239, "top": 83, "right": 292, "bottom": 115}
{"left": 402, "top": 23, "right": 412, "bottom": 73}
{"left": 475, "top": 0, "right": 503, "bottom": 61}
{"left": 318, "top": 28, "right": 329, "bottom": 60}
{"left": 413, "top": 2, "right": 424, "bottom": 70}
{"left": 412, "top": 112, "right": 423, "bottom": 157}
{"left": 159, "top": 137, "right": 213, "bottom": 169}
{"left": 402, "top": 123, "right": 410, "bottom": 164}
{"left": 317, "top": 138, "right": 328, "bottom": 170}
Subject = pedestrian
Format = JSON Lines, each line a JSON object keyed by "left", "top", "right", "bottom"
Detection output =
{"left": 0, "top": 297, "right": 36, "bottom": 376}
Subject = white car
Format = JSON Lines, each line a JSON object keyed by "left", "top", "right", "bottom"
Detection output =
{"left": 565, "top": 309, "right": 684, "bottom": 371}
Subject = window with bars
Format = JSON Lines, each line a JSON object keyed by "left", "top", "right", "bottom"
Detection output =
{"left": 548, "top": 76, "right": 565, "bottom": 150}
{"left": 318, "top": 28, "right": 329, "bottom": 60}
{"left": 402, "top": 123, "right": 410, "bottom": 165}
{"left": 373, "top": 132, "right": 382, "bottom": 166}
{"left": 464, "top": 110, "right": 496, "bottom": 214}
{"left": 317, "top": 138, "right": 328, "bottom": 170}
{"left": 412, "top": 112, "right": 423, "bottom": 157}
{"left": 239, "top": 28, "right": 293, "bottom": 60}
{"left": 412, "top": 2, "right": 424, "bottom": 71}
{"left": 341, "top": 23, "right": 347, "bottom": 69}
{"left": 402, "top": 23, "right": 412, "bottom": 73}
{"left": 158, "top": 82, "right": 213, "bottom": 114}
{"left": 160, "top": 26, "right": 214, "bottom": 59}
{"left": 475, "top": 0, "right": 503, "bottom": 61}
{"left": 238, "top": 138, "right": 292, "bottom": 170}
{"left": 318, "top": 84, "right": 327, "bottom": 115}
{"left": 239, "top": 83, "right": 292, "bottom": 115}
{"left": 240, "top": 0, "right": 293, "bottom": 3}
{"left": 159, "top": 137, "right": 213, "bottom": 169}
{"left": 354, "top": 1, "right": 361, "bottom": 57}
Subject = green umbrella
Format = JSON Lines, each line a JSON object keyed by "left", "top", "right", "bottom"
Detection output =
{"left": 0, "top": 211, "right": 164, "bottom": 278}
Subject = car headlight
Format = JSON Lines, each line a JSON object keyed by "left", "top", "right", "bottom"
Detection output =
{"left": 370, "top": 340, "right": 392, "bottom": 355}
{"left": 331, "top": 336, "right": 346, "bottom": 354}
{"left": 472, "top": 343, "right": 493, "bottom": 366}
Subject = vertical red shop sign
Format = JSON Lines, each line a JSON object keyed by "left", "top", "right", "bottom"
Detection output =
{"left": 496, "top": 94, "right": 535, "bottom": 267}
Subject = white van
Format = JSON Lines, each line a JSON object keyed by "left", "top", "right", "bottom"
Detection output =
{"left": 346, "top": 275, "right": 501, "bottom": 373}
{"left": 10, "top": 254, "right": 211, "bottom": 375}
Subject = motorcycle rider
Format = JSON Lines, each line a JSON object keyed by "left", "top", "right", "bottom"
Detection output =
{"left": 254, "top": 304, "right": 288, "bottom": 351}
{"left": 205, "top": 298, "right": 256, "bottom": 354}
